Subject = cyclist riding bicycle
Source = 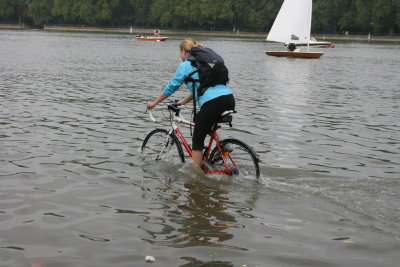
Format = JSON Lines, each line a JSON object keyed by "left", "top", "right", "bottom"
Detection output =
{"left": 146, "top": 38, "right": 235, "bottom": 169}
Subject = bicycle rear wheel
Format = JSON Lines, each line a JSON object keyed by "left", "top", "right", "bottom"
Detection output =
{"left": 141, "top": 129, "right": 185, "bottom": 163}
{"left": 208, "top": 138, "right": 260, "bottom": 179}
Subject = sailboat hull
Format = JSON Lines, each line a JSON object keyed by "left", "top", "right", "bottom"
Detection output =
{"left": 266, "top": 51, "right": 323, "bottom": 59}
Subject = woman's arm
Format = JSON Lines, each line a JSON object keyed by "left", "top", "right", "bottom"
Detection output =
{"left": 162, "top": 62, "right": 189, "bottom": 97}
{"left": 147, "top": 61, "right": 195, "bottom": 108}
{"left": 177, "top": 93, "right": 193, "bottom": 105}
{"left": 147, "top": 93, "right": 168, "bottom": 108}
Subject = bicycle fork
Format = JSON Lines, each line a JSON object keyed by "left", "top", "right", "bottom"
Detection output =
{"left": 156, "top": 130, "right": 175, "bottom": 161}
{"left": 217, "top": 143, "right": 238, "bottom": 175}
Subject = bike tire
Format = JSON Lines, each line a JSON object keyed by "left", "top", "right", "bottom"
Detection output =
{"left": 141, "top": 129, "right": 185, "bottom": 163}
{"left": 208, "top": 138, "right": 260, "bottom": 179}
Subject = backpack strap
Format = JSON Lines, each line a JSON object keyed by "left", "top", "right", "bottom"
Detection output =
{"left": 184, "top": 69, "right": 199, "bottom": 83}
{"left": 184, "top": 69, "right": 200, "bottom": 123}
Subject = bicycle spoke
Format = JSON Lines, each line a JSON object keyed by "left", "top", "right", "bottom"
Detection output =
{"left": 141, "top": 129, "right": 185, "bottom": 163}
{"left": 208, "top": 139, "right": 260, "bottom": 179}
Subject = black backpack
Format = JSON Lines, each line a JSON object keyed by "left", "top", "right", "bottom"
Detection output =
{"left": 185, "top": 47, "right": 229, "bottom": 97}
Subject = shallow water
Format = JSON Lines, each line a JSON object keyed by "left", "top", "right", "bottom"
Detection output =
{"left": 0, "top": 30, "right": 399, "bottom": 266}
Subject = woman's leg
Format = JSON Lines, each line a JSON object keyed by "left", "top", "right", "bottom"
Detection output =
{"left": 192, "top": 150, "right": 203, "bottom": 167}
{"left": 192, "top": 94, "right": 235, "bottom": 168}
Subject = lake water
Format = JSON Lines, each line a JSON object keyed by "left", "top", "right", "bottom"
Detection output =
{"left": 0, "top": 30, "right": 399, "bottom": 267}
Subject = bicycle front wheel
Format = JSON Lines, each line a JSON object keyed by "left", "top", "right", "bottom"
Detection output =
{"left": 208, "top": 138, "right": 260, "bottom": 179}
{"left": 141, "top": 129, "right": 185, "bottom": 163}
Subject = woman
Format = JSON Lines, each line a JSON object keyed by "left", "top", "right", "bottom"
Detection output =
{"left": 147, "top": 38, "right": 235, "bottom": 169}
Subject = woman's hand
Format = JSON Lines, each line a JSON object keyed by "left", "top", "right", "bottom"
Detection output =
{"left": 147, "top": 101, "right": 156, "bottom": 109}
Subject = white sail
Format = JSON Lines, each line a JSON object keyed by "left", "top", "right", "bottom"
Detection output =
{"left": 266, "top": 0, "right": 312, "bottom": 44}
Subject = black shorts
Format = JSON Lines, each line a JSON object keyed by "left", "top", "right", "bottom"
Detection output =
{"left": 192, "top": 94, "right": 235, "bottom": 151}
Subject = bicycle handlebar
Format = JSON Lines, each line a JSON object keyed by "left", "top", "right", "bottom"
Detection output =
{"left": 147, "top": 102, "right": 234, "bottom": 128}
{"left": 146, "top": 102, "right": 182, "bottom": 122}
{"left": 147, "top": 108, "right": 157, "bottom": 122}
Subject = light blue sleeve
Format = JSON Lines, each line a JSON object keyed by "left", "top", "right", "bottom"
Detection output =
{"left": 162, "top": 61, "right": 198, "bottom": 96}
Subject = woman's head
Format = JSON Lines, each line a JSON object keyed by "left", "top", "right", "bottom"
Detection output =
{"left": 180, "top": 38, "right": 203, "bottom": 61}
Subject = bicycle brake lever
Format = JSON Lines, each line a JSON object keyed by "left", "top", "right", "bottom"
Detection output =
{"left": 173, "top": 100, "right": 183, "bottom": 107}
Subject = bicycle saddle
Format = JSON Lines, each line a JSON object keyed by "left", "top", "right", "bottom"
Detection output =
{"left": 218, "top": 110, "right": 236, "bottom": 126}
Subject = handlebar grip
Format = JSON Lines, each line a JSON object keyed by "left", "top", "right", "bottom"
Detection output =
{"left": 147, "top": 108, "right": 157, "bottom": 122}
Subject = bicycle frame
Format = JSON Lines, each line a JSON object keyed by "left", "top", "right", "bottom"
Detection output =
{"left": 148, "top": 104, "right": 236, "bottom": 175}
{"left": 203, "top": 126, "right": 236, "bottom": 175}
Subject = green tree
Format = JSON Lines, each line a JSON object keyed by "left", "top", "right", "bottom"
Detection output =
{"left": 149, "top": 0, "right": 180, "bottom": 28}
{"left": 354, "top": 0, "right": 373, "bottom": 33}
{"left": 173, "top": 0, "right": 201, "bottom": 29}
{"left": 234, "top": 0, "right": 281, "bottom": 32}
{"left": 336, "top": 1, "right": 358, "bottom": 33}
{"left": 92, "top": 0, "right": 123, "bottom": 25}
{"left": 110, "top": 0, "right": 134, "bottom": 25}
{"left": 0, "top": 0, "right": 29, "bottom": 25}
{"left": 77, "top": 0, "right": 96, "bottom": 25}
{"left": 313, "top": 0, "right": 346, "bottom": 33}
{"left": 197, "top": 0, "right": 233, "bottom": 30}
{"left": 0, "top": 0, "right": 12, "bottom": 21}
{"left": 51, "top": 0, "right": 82, "bottom": 24}
{"left": 149, "top": 0, "right": 168, "bottom": 27}
{"left": 1, "top": 0, "right": 399, "bottom": 35}
{"left": 28, "top": 0, "right": 53, "bottom": 25}
{"left": 371, "top": 0, "right": 397, "bottom": 35}
{"left": 128, "top": 0, "right": 152, "bottom": 25}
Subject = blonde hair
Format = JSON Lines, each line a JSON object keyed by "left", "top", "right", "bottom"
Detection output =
{"left": 180, "top": 38, "right": 203, "bottom": 52}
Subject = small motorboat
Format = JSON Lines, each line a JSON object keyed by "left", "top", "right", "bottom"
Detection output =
{"left": 285, "top": 38, "right": 334, "bottom": 48}
{"left": 135, "top": 35, "right": 168, "bottom": 42}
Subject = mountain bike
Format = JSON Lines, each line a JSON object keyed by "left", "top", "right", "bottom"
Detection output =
{"left": 141, "top": 102, "right": 260, "bottom": 179}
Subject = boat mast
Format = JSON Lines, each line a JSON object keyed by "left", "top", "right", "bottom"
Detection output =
{"left": 307, "top": 0, "right": 313, "bottom": 52}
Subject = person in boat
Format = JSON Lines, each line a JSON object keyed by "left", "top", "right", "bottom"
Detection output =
{"left": 153, "top": 29, "right": 160, "bottom": 37}
{"left": 146, "top": 38, "right": 235, "bottom": 169}
{"left": 287, "top": 43, "right": 296, "bottom": 51}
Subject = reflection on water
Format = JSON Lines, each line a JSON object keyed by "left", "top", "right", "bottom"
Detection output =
{"left": 141, "top": 180, "right": 243, "bottom": 250}
{"left": 1, "top": 30, "right": 400, "bottom": 266}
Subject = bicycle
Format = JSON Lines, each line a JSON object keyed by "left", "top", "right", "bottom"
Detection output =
{"left": 141, "top": 102, "right": 260, "bottom": 179}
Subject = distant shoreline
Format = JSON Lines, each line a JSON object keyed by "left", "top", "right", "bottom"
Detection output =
{"left": 1, "top": 24, "right": 400, "bottom": 42}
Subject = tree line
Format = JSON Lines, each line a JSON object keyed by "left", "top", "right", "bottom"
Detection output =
{"left": 0, "top": 0, "right": 399, "bottom": 35}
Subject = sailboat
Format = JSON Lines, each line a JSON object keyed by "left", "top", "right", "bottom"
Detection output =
{"left": 265, "top": 0, "right": 324, "bottom": 59}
